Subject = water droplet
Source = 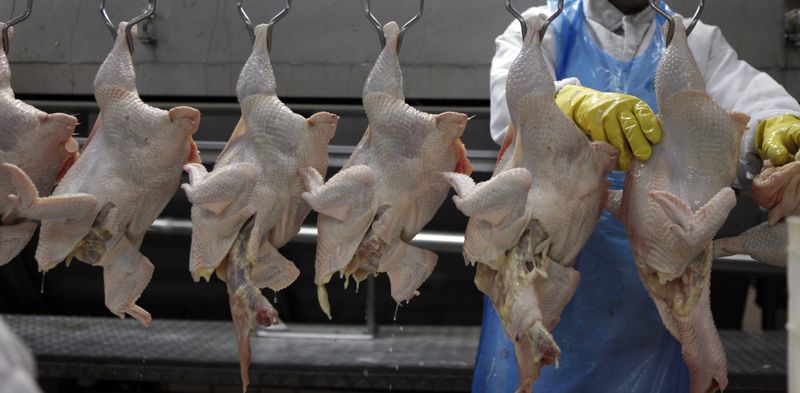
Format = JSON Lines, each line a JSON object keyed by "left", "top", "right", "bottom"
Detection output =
{"left": 40, "top": 272, "right": 45, "bottom": 294}
{"left": 363, "top": 369, "right": 369, "bottom": 377}
{"left": 394, "top": 364, "right": 399, "bottom": 371}
{"left": 389, "top": 346, "right": 393, "bottom": 353}
{"left": 393, "top": 303, "right": 400, "bottom": 321}
{"left": 273, "top": 292, "right": 278, "bottom": 304}
{"left": 389, "top": 384, "right": 393, "bottom": 390}
{"left": 399, "top": 326, "right": 404, "bottom": 332}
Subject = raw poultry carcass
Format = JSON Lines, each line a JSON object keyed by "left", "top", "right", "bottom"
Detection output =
{"left": 615, "top": 16, "right": 748, "bottom": 393}
{"left": 713, "top": 160, "right": 800, "bottom": 267}
{"left": 0, "top": 25, "right": 92, "bottom": 267}
{"left": 35, "top": 23, "right": 201, "bottom": 326}
{"left": 182, "top": 24, "right": 337, "bottom": 389}
{"left": 443, "top": 19, "right": 618, "bottom": 391}
{"left": 300, "top": 21, "right": 472, "bottom": 319}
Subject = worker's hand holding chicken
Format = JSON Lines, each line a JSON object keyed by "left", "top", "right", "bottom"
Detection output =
{"left": 473, "top": 0, "right": 800, "bottom": 392}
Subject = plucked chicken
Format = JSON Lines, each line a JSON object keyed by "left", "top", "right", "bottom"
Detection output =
{"left": 443, "top": 19, "right": 617, "bottom": 392}
{"left": 35, "top": 23, "right": 201, "bottom": 326}
{"left": 0, "top": 25, "right": 91, "bottom": 266}
{"left": 300, "top": 21, "right": 472, "bottom": 319}
{"left": 614, "top": 17, "right": 748, "bottom": 393}
{"left": 182, "top": 24, "right": 337, "bottom": 389}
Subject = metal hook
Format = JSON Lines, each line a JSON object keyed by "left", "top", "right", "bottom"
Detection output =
{"left": 539, "top": 0, "right": 564, "bottom": 41}
{"left": 364, "top": 0, "right": 424, "bottom": 52}
{"left": 237, "top": 0, "right": 291, "bottom": 53}
{"left": 650, "top": 0, "right": 703, "bottom": 46}
{"left": 685, "top": 0, "right": 704, "bottom": 36}
{"left": 100, "top": 0, "right": 156, "bottom": 53}
{"left": 2, "top": 0, "right": 33, "bottom": 54}
{"left": 505, "top": 0, "right": 563, "bottom": 42}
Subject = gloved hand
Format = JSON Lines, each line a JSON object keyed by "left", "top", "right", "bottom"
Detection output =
{"left": 755, "top": 114, "right": 800, "bottom": 166}
{"left": 555, "top": 85, "right": 661, "bottom": 171}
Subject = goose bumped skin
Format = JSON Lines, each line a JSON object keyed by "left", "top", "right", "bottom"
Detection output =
{"left": 300, "top": 22, "right": 472, "bottom": 319}
{"left": 35, "top": 23, "right": 201, "bottom": 326}
{"left": 615, "top": 16, "right": 749, "bottom": 393}
{"left": 443, "top": 19, "right": 618, "bottom": 392}
{"left": 182, "top": 24, "right": 337, "bottom": 390}
{"left": 0, "top": 24, "right": 89, "bottom": 266}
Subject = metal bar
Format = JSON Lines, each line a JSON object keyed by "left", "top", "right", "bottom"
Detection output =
{"left": 22, "top": 99, "right": 491, "bottom": 117}
{"left": 366, "top": 275, "right": 378, "bottom": 337}
{"left": 147, "top": 218, "right": 790, "bottom": 273}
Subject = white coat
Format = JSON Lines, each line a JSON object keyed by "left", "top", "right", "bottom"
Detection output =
{"left": 489, "top": 0, "right": 800, "bottom": 182}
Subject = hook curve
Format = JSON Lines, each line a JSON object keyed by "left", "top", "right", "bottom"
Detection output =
{"left": 237, "top": 0, "right": 291, "bottom": 53}
{"left": 364, "top": 0, "right": 424, "bottom": 52}
{"left": 505, "top": 0, "right": 563, "bottom": 42}
{"left": 649, "top": 0, "right": 704, "bottom": 46}
{"left": 100, "top": 0, "right": 157, "bottom": 53}
{"left": 2, "top": 0, "right": 33, "bottom": 54}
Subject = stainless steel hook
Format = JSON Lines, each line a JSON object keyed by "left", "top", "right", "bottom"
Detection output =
{"left": 505, "top": 0, "right": 563, "bottom": 42}
{"left": 237, "top": 0, "right": 291, "bottom": 53}
{"left": 2, "top": 0, "right": 33, "bottom": 54}
{"left": 100, "top": 0, "right": 156, "bottom": 53}
{"left": 650, "top": 0, "right": 703, "bottom": 46}
{"left": 364, "top": 0, "right": 424, "bottom": 52}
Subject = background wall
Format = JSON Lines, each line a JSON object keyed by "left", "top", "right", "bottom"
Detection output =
{"left": 0, "top": 0, "right": 794, "bottom": 100}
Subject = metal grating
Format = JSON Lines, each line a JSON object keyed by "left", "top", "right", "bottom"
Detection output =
{"left": 3, "top": 314, "right": 788, "bottom": 392}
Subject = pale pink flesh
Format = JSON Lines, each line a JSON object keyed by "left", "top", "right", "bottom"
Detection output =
{"left": 444, "top": 19, "right": 615, "bottom": 391}
{"left": 752, "top": 160, "right": 800, "bottom": 225}
{"left": 35, "top": 22, "right": 201, "bottom": 325}
{"left": 223, "top": 219, "right": 278, "bottom": 392}
{"left": 181, "top": 24, "right": 331, "bottom": 388}
{"left": 0, "top": 26, "right": 85, "bottom": 266}
{"left": 303, "top": 21, "right": 471, "bottom": 317}
{"left": 619, "top": 16, "right": 741, "bottom": 393}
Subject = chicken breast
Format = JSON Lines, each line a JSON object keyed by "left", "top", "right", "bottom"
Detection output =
{"left": 182, "top": 24, "right": 337, "bottom": 389}
{"left": 35, "top": 23, "right": 201, "bottom": 326}
{"left": 444, "top": 19, "right": 617, "bottom": 392}
{"left": 616, "top": 17, "right": 748, "bottom": 393}
{"left": 300, "top": 21, "right": 472, "bottom": 319}
{"left": 0, "top": 25, "right": 92, "bottom": 266}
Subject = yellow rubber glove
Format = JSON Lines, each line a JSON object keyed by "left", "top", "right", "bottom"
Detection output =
{"left": 555, "top": 84, "right": 662, "bottom": 171}
{"left": 755, "top": 114, "right": 800, "bottom": 166}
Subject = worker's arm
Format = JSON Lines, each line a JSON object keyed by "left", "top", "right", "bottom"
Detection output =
{"left": 691, "top": 22, "right": 800, "bottom": 185}
{"left": 490, "top": 7, "right": 577, "bottom": 145}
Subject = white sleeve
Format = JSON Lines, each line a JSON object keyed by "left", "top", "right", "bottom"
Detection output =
{"left": 690, "top": 22, "right": 800, "bottom": 183}
{"left": 490, "top": 6, "right": 579, "bottom": 145}
{"left": 693, "top": 22, "right": 800, "bottom": 129}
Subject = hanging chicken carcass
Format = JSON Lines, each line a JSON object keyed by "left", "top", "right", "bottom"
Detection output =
{"left": 182, "top": 23, "right": 338, "bottom": 389}
{"left": 0, "top": 25, "right": 93, "bottom": 267}
{"left": 300, "top": 21, "right": 472, "bottom": 319}
{"left": 614, "top": 16, "right": 749, "bottom": 393}
{"left": 34, "top": 23, "right": 202, "bottom": 326}
{"left": 443, "top": 17, "right": 618, "bottom": 391}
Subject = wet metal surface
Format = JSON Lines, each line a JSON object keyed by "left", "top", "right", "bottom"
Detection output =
{"left": 3, "top": 314, "right": 788, "bottom": 392}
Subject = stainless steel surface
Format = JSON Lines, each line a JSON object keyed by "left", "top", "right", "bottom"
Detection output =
{"left": 5, "top": 314, "right": 789, "bottom": 392}
{"left": 150, "top": 219, "right": 466, "bottom": 254}
{"left": 0, "top": 1, "right": 790, "bottom": 100}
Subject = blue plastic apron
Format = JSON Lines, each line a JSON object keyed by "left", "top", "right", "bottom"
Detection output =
{"left": 472, "top": 1, "right": 690, "bottom": 392}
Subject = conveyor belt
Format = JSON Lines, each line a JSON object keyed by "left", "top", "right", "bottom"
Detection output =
{"left": 3, "top": 314, "right": 787, "bottom": 392}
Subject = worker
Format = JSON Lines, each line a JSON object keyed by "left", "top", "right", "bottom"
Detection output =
{"left": 475, "top": 0, "right": 800, "bottom": 392}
